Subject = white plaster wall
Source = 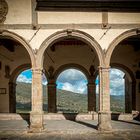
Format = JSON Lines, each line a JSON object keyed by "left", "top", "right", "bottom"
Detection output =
{"left": 5, "top": 0, "right": 32, "bottom": 24}
{"left": 108, "top": 13, "right": 140, "bottom": 24}
{"left": 38, "top": 12, "right": 102, "bottom": 24}
{"left": 10, "top": 29, "right": 129, "bottom": 51}
{"left": 80, "top": 29, "right": 129, "bottom": 50}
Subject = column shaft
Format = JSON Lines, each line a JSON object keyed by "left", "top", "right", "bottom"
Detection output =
{"left": 48, "top": 83, "right": 57, "bottom": 113}
{"left": 88, "top": 83, "right": 96, "bottom": 112}
{"left": 9, "top": 82, "right": 17, "bottom": 113}
{"left": 132, "top": 82, "right": 136, "bottom": 110}
{"left": 125, "top": 76, "right": 132, "bottom": 113}
{"left": 98, "top": 67, "right": 112, "bottom": 131}
{"left": 30, "top": 68, "right": 43, "bottom": 132}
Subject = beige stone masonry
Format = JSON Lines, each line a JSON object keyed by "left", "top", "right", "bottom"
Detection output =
{"left": 30, "top": 68, "right": 44, "bottom": 132}
{"left": 98, "top": 67, "right": 112, "bottom": 131}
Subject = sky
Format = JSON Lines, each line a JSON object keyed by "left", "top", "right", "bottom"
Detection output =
{"left": 17, "top": 68, "right": 125, "bottom": 96}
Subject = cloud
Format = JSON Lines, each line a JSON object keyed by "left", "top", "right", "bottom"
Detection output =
{"left": 17, "top": 69, "right": 32, "bottom": 83}
{"left": 17, "top": 68, "right": 125, "bottom": 96}
{"left": 17, "top": 74, "right": 32, "bottom": 83}
{"left": 42, "top": 74, "right": 47, "bottom": 85}
{"left": 57, "top": 69, "right": 87, "bottom": 94}
{"left": 96, "top": 69, "right": 125, "bottom": 95}
{"left": 57, "top": 69, "right": 87, "bottom": 84}
{"left": 17, "top": 70, "right": 48, "bottom": 85}
{"left": 109, "top": 69, "right": 125, "bottom": 95}
{"left": 57, "top": 80, "right": 87, "bottom": 94}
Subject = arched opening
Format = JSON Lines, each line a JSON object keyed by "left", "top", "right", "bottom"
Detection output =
{"left": 95, "top": 67, "right": 132, "bottom": 113}
{"left": 56, "top": 68, "right": 88, "bottom": 113}
{"left": 0, "top": 31, "right": 34, "bottom": 113}
{"left": 42, "top": 73, "right": 48, "bottom": 112}
{"left": 11, "top": 68, "right": 48, "bottom": 114}
{"left": 16, "top": 69, "right": 32, "bottom": 113}
{"left": 108, "top": 33, "right": 139, "bottom": 113}
{"left": 110, "top": 68, "right": 125, "bottom": 113}
{"left": 39, "top": 30, "right": 102, "bottom": 115}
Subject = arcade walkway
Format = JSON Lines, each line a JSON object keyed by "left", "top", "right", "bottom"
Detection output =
{"left": 0, "top": 120, "right": 140, "bottom": 139}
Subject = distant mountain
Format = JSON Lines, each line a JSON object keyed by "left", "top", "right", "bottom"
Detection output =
{"left": 16, "top": 82, "right": 125, "bottom": 113}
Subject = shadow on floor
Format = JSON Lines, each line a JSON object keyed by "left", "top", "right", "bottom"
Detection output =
{"left": 113, "top": 120, "right": 140, "bottom": 126}
{"left": 19, "top": 113, "right": 30, "bottom": 127}
{"left": 62, "top": 113, "right": 97, "bottom": 130}
{"left": 62, "top": 113, "right": 78, "bottom": 121}
{"left": 75, "top": 120, "right": 97, "bottom": 130}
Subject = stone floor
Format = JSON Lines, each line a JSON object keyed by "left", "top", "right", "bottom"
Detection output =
{"left": 0, "top": 120, "right": 140, "bottom": 139}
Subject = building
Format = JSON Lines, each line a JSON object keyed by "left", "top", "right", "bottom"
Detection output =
{"left": 0, "top": 0, "right": 140, "bottom": 132}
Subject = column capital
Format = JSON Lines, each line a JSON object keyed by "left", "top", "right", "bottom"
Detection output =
{"left": 98, "top": 66, "right": 110, "bottom": 72}
{"left": 48, "top": 78, "right": 56, "bottom": 84}
{"left": 87, "top": 83, "right": 96, "bottom": 87}
{"left": 48, "top": 83, "right": 57, "bottom": 87}
{"left": 9, "top": 82, "right": 17, "bottom": 86}
{"left": 31, "top": 68, "right": 43, "bottom": 74}
{"left": 88, "top": 76, "right": 96, "bottom": 83}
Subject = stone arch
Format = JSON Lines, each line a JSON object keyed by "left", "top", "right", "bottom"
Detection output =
{"left": 10, "top": 63, "right": 31, "bottom": 83}
{"left": 54, "top": 63, "right": 90, "bottom": 82}
{"left": 37, "top": 29, "right": 104, "bottom": 68}
{"left": 0, "top": 30, "right": 36, "bottom": 67}
{"left": 111, "top": 63, "right": 135, "bottom": 83}
{"left": 106, "top": 28, "right": 140, "bottom": 66}
{"left": 52, "top": 64, "right": 90, "bottom": 113}
{"left": 53, "top": 63, "right": 96, "bottom": 113}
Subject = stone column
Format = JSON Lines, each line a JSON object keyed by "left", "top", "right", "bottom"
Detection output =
{"left": 132, "top": 82, "right": 136, "bottom": 111}
{"left": 47, "top": 81, "right": 57, "bottom": 113}
{"left": 136, "top": 80, "right": 140, "bottom": 112}
{"left": 125, "top": 75, "right": 132, "bottom": 113}
{"left": 87, "top": 82, "right": 96, "bottom": 113}
{"left": 30, "top": 68, "right": 44, "bottom": 132}
{"left": 98, "top": 67, "right": 112, "bottom": 131}
{"left": 9, "top": 82, "right": 17, "bottom": 113}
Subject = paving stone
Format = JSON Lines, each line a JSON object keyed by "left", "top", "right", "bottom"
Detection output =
{"left": 0, "top": 120, "right": 140, "bottom": 140}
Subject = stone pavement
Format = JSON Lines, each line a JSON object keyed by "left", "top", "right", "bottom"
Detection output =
{"left": 0, "top": 120, "right": 140, "bottom": 140}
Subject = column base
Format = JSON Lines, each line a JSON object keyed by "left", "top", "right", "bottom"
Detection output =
{"left": 48, "top": 107, "right": 57, "bottom": 113}
{"left": 97, "top": 111, "right": 112, "bottom": 132}
{"left": 29, "top": 111, "right": 44, "bottom": 133}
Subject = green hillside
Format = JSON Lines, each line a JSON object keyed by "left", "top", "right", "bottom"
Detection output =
{"left": 16, "top": 82, "right": 125, "bottom": 113}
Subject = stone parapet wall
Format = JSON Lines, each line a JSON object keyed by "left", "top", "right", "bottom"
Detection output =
{"left": 0, "top": 113, "right": 133, "bottom": 121}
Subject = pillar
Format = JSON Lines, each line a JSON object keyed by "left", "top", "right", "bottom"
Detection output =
{"left": 30, "top": 68, "right": 44, "bottom": 132}
{"left": 9, "top": 82, "right": 17, "bottom": 113}
{"left": 124, "top": 75, "right": 132, "bottom": 113}
{"left": 132, "top": 82, "right": 136, "bottom": 111}
{"left": 136, "top": 80, "right": 140, "bottom": 112}
{"left": 88, "top": 82, "right": 96, "bottom": 113}
{"left": 47, "top": 81, "right": 57, "bottom": 113}
{"left": 98, "top": 67, "right": 112, "bottom": 131}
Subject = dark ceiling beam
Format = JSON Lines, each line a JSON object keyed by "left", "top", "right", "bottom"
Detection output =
{"left": 36, "top": 0, "right": 140, "bottom": 12}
